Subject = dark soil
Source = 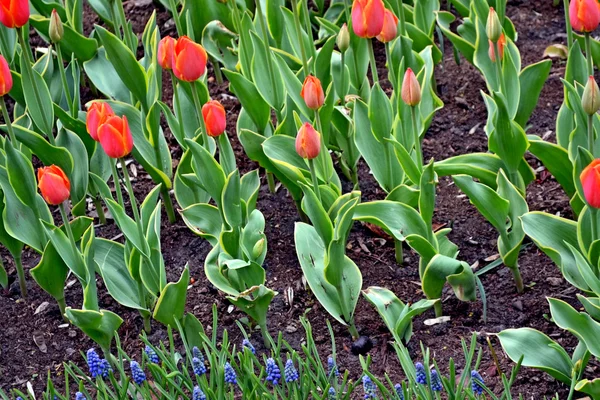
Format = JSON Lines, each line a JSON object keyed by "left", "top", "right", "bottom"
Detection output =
{"left": 0, "top": 0, "right": 588, "bottom": 398}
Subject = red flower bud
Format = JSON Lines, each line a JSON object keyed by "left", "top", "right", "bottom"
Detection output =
{"left": 581, "top": 159, "right": 600, "bottom": 208}
{"left": 86, "top": 101, "right": 115, "bottom": 142}
{"left": 377, "top": 9, "right": 398, "bottom": 43}
{"left": 301, "top": 75, "right": 325, "bottom": 110}
{"left": 0, "top": 54, "right": 12, "bottom": 96}
{"left": 401, "top": 68, "right": 421, "bottom": 106}
{"left": 570, "top": 0, "right": 600, "bottom": 33}
{"left": 202, "top": 100, "right": 226, "bottom": 137}
{"left": 351, "top": 0, "right": 385, "bottom": 38}
{"left": 0, "top": 0, "right": 29, "bottom": 28}
{"left": 295, "top": 122, "right": 321, "bottom": 160}
{"left": 37, "top": 165, "right": 70, "bottom": 205}
{"left": 158, "top": 36, "right": 175, "bottom": 70}
{"left": 172, "top": 36, "right": 208, "bottom": 82}
{"left": 488, "top": 33, "right": 506, "bottom": 62}
{"left": 97, "top": 115, "right": 134, "bottom": 159}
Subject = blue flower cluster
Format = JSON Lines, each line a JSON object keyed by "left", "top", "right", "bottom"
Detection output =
{"left": 86, "top": 349, "right": 111, "bottom": 379}
{"left": 284, "top": 359, "right": 299, "bottom": 382}
{"left": 430, "top": 370, "right": 443, "bottom": 392}
{"left": 328, "top": 387, "right": 336, "bottom": 399}
{"left": 193, "top": 356, "right": 206, "bottom": 376}
{"left": 394, "top": 383, "right": 404, "bottom": 400}
{"left": 242, "top": 338, "right": 256, "bottom": 355}
{"left": 192, "top": 386, "right": 207, "bottom": 400}
{"left": 192, "top": 346, "right": 204, "bottom": 362}
{"left": 362, "top": 375, "right": 377, "bottom": 399}
{"left": 130, "top": 361, "right": 146, "bottom": 385}
{"left": 265, "top": 358, "right": 281, "bottom": 385}
{"left": 224, "top": 362, "right": 237, "bottom": 384}
{"left": 75, "top": 392, "right": 86, "bottom": 400}
{"left": 144, "top": 345, "right": 159, "bottom": 364}
{"left": 327, "top": 357, "right": 340, "bottom": 378}
{"left": 415, "top": 362, "right": 427, "bottom": 385}
{"left": 471, "top": 370, "right": 485, "bottom": 395}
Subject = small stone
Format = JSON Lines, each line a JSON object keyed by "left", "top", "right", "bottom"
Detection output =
{"left": 512, "top": 300, "right": 523, "bottom": 312}
{"left": 34, "top": 301, "right": 50, "bottom": 315}
{"left": 285, "top": 324, "right": 298, "bottom": 333}
{"left": 546, "top": 277, "right": 562, "bottom": 286}
{"left": 351, "top": 336, "right": 373, "bottom": 356}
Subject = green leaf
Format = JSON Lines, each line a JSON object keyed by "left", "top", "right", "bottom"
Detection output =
{"left": 422, "top": 254, "right": 477, "bottom": 302}
{"left": 453, "top": 175, "right": 510, "bottom": 233}
{"left": 66, "top": 308, "right": 123, "bottom": 351}
{"left": 186, "top": 139, "right": 226, "bottom": 206}
{"left": 515, "top": 60, "right": 551, "bottom": 127}
{"left": 104, "top": 199, "right": 150, "bottom": 258}
{"left": 353, "top": 200, "right": 430, "bottom": 242}
{"left": 153, "top": 266, "right": 190, "bottom": 327}
{"left": 222, "top": 69, "right": 270, "bottom": 131}
{"left": 549, "top": 297, "right": 600, "bottom": 358}
{"left": 527, "top": 135, "right": 575, "bottom": 198}
{"left": 4, "top": 143, "right": 37, "bottom": 207}
{"left": 20, "top": 52, "right": 54, "bottom": 134}
{"left": 434, "top": 152, "right": 504, "bottom": 188}
{"left": 31, "top": 241, "right": 68, "bottom": 302}
{"left": 83, "top": 48, "right": 130, "bottom": 102}
{"left": 29, "top": 15, "right": 98, "bottom": 61}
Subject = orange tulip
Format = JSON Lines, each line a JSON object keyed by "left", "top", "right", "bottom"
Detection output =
{"left": 351, "top": 0, "right": 385, "bottom": 38}
{"left": 488, "top": 33, "right": 506, "bottom": 62}
{"left": 86, "top": 102, "right": 115, "bottom": 142}
{"left": 202, "top": 100, "right": 226, "bottom": 137}
{"left": 172, "top": 36, "right": 208, "bottom": 82}
{"left": 158, "top": 36, "right": 175, "bottom": 70}
{"left": 581, "top": 159, "right": 600, "bottom": 208}
{"left": 97, "top": 115, "right": 134, "bottom": 159}
{"left": 401, "top": 68, "right": 421, "bottom": 106}
{"left": 38, "top": 165, "right": 70, "bottom": 205}
{"left": 0, "top": 54, "right": 12, "bottom": 96}
{"left": 377, "top": 9, "right": 398, "bottom": 43}
{"left": 570, "top": 0, "right": 600, "bottom": 32}
{"left": 0, "top": 0, "right": 29, "bottom": 28}
{"left": 295, "top": 122, "right": 321, "bottom": 160}
{"left": 301, "top": 75, "right": 325, "bottom": 110}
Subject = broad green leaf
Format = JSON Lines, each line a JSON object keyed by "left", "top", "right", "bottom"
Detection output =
{"left": 153, "top": 266, "right": 190, "bottom": 327}
{"left": 20, "top": 52, "right": 54, "bottom": 134}
{"left": 422, "top": 254, "right": 476, "bottom": 302}
{"left": 66, "top": 308, "right": 123, "bottom": 351}
{"left": 30, "top": 15, "right": 98, "bottom": 61}
{"left": 31, "top": 241, "right": 68, "bottom": 303}
{"left": 549, "top": 297, "right": 600, "bottom": 358}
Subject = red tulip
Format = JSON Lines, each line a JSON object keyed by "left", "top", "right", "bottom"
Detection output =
{"left": 86, "top": 102, "right": 115, "bottom": 142}
{"left": 38, "top": 165, "right": 70, "bottom": 205}
{"left": 401, "top": 68, "right": 421, "bottom": 107}
{"left": 301, "top": 75, "right": 325, "bottom": 110}
{"left": 295, "top": 122, "right": 321, "bottom": 160}
{"left": 351, "top": 0, "right": 385, "bottom": 38}
{"left": 202, "top": 100, "right": 226, "bottom": 137}
{"left": 158, "top": 36, "right": 175, "bottom": 70}
{"left": 0, "top": 54, "right": 12, "bottom": 96}
{"left": 0, "top": 0, "right": 29, "bottom": 28}
{"left": 97, "top": 115, "right": 134, "bottom": 159}
{"left": 488, "top": 33, "right": 506, "bottom": 62}
{"left": 377, "top": 9, "right": 398, "bottom": 43}
{"left": 570, "top": 0, "right": 600, "bottom": 32}
{"left": 172, "top": 36, "right": 208, "bottom": 82}
{"left": 581, "top": 159, "right": 600, "bottom": 208}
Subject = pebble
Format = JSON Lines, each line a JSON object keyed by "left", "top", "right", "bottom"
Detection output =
{"left": 546, "top": 277, "right": 562, "bottom": 286}
{"left": 512, "top": 300, "right": 523, "bottom": 312}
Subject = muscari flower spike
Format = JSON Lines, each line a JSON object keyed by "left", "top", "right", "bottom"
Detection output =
{"left": 471, "top": 370, "right": 485, "bottom": 395}
{"left": 327, "top": 357, "right": 340, "bottom": 377}
{"left": 192, "top": 356, "right": 206, "bottom": 376}
{"left": 145, "top": 345, "right": 159, "bottom": 364}
{"left": 362, "top": 375, "right": 377, "bottom": 399}
{"left": 328, "top": 387, "right": 336, "bottom": 399}
{"left": 224, "top": 362, "right": 237, "bottom": 384}
{"left": 265, "top": 358, "right": 282, "bottom": 385}
{"left": 100, "top": 359, "right": 111, "bottom": 378}
{"left": 415, "top": 362, "right": 427, "bottom": 385}
{"left": 86, "top": 349, "right": 102, "bottom": 378}
{"left": 75, "top": 392, "right": 86, "bottom": 400}
{"left": 130, "top": 361, "right": 146, "bottom": 385}
{"left": 394, "top": 383, "right": 404, "bottom": 400}
{"left": 430, "top": 370, "right": 443, "bottom": 392}
{"left": 242, "top": 338, "right": 256, "bottom": 355}
{"left": 193, "top": 386, "right": 207, "bottom": 400}
{"left": 192, "top": 346, "right": 204, "bottom": 362}
{"left": 284, "top": 359, "right": 299, "bottom": 382}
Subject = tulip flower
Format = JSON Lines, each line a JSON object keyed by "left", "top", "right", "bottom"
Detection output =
{"left": 569, "top": 0, "right": 600, "bottom": 32}
{"left": 0, "top": 54, "right": 12, "bottom": 96}
{"left": 486, "top": 7, "right": 502, "bottom": 43}
{"left": 86, "top": 102, "right": 115, "bottom": 141}
{"left": 351, "top": 0, "right": 385, "bottom": 38}
{"left": 377, "top": 9, "right": 399, "bottom": 43}
{"left": 0, "top": 0, "right": 29, "bottom": 28}
{"left": 158, "top": 36, "right": 175, "bottom": 70}
{"left": 172, "top": 36, "right": 208, "bottom": 82}
{"left": 38, "top": 165, "right": 71, "bottom": 205}
{"left": 488, "top": 33, "right": 506, "bottom": 62}
{"left": 296, "top": 123, "right": 321, "bottom": 160}
{"left": 301, "top": 75, "right": 325, "bottom": 110}
{"left": 581, "top": 159, "right": 600, "bottom": 208}
{"left": 401, "top": 68, "right": 421, "bottom": 107}
{"left": 202, "top": 100, "right": 226, "bottom": 137}
{"left": 97, "top": 115, "right": 134, "bottom": 159}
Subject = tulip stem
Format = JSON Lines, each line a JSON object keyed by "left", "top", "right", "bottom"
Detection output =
{"left": 255, "top": 0, "right": 282, "bottom": 114}
{"left": 55, "top": 43, "right": 76, "bottom": 118}
{"left": 492, "top": 41, "right": 506, "bottom": 96}
{"left": 367, "top": 39, "right": 379, "bottom": 84}
{"left": 434, "top": 301, "right": 443, "bottom": 318}
{"left": 563, "top": 0, "right": 573, "bottom": 49}
{"left": 190, "top": 81, "right": 212, "bottom": 152}
{"left": 266, "top": 172, "right": 276, "bottom": 193}
{"left": 291, "top": 0, "right": 310, "bottom": 78}
{"left": 170, "top": 72, "right": 186, "bottom": 145}
{"left": 0, "top": 96, "right": 18, "bottom": 148}
{"left": 121, "top": 158, "right": 147, "bottom": 250}
{"left": 339, "top": 51, "right": 346, "bottom": 102}
{"left": 348, "top": 320, "right": 359, "bottom": 340}
{"left": 343, "top": 0, "right": 350, "bottom": 24}
{"left": 58, "top": 202, "right": 81, "bottom": 283}
{"left": 161, "top": 187, "right": 177, "bottom": 223}
{"left": 110, "top": 160, "right": 125, "bottom": 210}
{"left": 114, "top": 0, "right": 135, "bottom": 52}
{"left": 397, "top": 0, "right": 406, "bottom": 36}
{"left": 314, "top": 112, "right": 331, "bottom": 185}
{"left": 589, "top": 113, "right": 595, "bottom": 154}
{"left": 57, "top": 296, "right": 68, "bottom": 321}
{"left": 511, "top": 266, "right": 524, "bottom": 293}
{"left": 591, "top": 207, "right": 598, "bottom": 244}
{"left": 394, "top": 239, "right": 404, "bottom": 265}
{"left": 384, "top": 42, "right": 396, "bottom": 89}
{"left": 308, "top": 158, "right": 321, "bottom": 202}
{"left": 586, "top": 33, "right": 594, "bottom": 77}
{"left": 167, "top": 0, "right": 184, "bottom": 37}
{"left": 14, "top": 255, "right": 27, "bottom": 299}
{"left": 93, "top": 196, "right": 107, "bottom": 225}
{"left": 410, "top": 106, "right": 423, "bottom": 171}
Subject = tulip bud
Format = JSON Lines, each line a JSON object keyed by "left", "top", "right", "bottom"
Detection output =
{"left": 337, "top": 23, "right": 350, "bottom": 53}
{"left": 301, "top": 75, "right": 325, "bottom": 110}
{"left": 486, "top": 8, "right": 502, "bottom": 43}
{"left": 583, "top": 76, "right": 600, "bottom": 115}
{"left": 570, "top": 0, "right": 600, "bottom": 33}
{"left": 49, "top": 9, "right": 63, "bottom": 43}
{"left": 0, "top": 55, "right": 12, "bottom": 97}
{"left": 581, "top": 159, "right": 600, "bottom": 208}
{"left": 97, "top": 115, "right": 134, "bottom": 159}
{"left": 351, "top": 0, "right": 385, "bottom": 39}
{"left": 38, "top": 165, "right": 70, "bottom": 205}
{"left": 0, "top": 0, "right": 29, "bottom": 29}
{"left": 376, "top": 9, "right": 399, "bottom": 43}
{"left": 202, "top": 100, "right": 227, "bottom": 137}
{"left": 401, "top": 68, "right": 421, "bottom": 107}
{"left": 295, "top": 122, "right": 321, "bottom": 160}
{"left": 252, "top": 238, "right": 265, "bottom": 259}
{"left": 488, "top": 33, "right": 506, "bottom": 62}
{"left": 158, "top": 36, "right": 175, "bottom": 70}
{"left": 172, "top": 36, "right": 208, "bottom": 82}
{"left": 86, "top": 101, "right": 115, "bottom": 141}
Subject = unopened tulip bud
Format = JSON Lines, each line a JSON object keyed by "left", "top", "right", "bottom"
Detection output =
{"left": 488, "top": 33, "right": 506, "bottom": 62}
{"left": 49, "top": 9, "right": 63, "bottom": 43}
{"left": 202, "top": 100, "right": 226, "bottom": 137}
{"left": 486, "top": 8, "right": 502, "bottom": 43}
{"left": 583, "top": 76, "right": 600, "bottom": 115}
{"left": 38, "top": 165, "right": 70, "bottom": 205}
{"left": 337, "top": 24, "right": 350, "bottom": 53}
{"left": 401, "top": 68, "right": 421, "bottom": 106}
{"left": 0, "top": 54, "right": 12, "bottom": 96}
{"left": 172, "top": 36, "right": 208, "bottom": 82}
{"left": 157, "top": 36, "right": 175, "bottom": 70}
{"left": 295, "top": 122, "right": 321, "bottom": 160}
{"left": 570, "top": 0, "right": 600, "bottom": 33}
{"left": 301, "top": 75, "right": 325, "bottom": 110}
{"left": 581, "top": 159, "right": 600, "bottom": 208}
{"left": 252, "top": 238, "right": 265, "bottom": 259}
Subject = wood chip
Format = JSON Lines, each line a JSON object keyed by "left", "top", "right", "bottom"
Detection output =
{"left": 424, "top": 316, "right": 451, "bottom": 326}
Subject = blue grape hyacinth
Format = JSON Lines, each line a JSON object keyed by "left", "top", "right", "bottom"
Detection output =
{"left": 284, "top": 359, "right": 299, "bottom": 382}
{"left": 192, "top": 346, "right": 204, "bottom": 362}
{"left": 130, "top": 361, "right": 146, "bottom": 385}
{"left": 328, "top": 387, "right": 336, "bottom": 399}
{"left": 430, "top": 370, "right": 443, "bottom": 392}
{"left": 327, "top": 357, "right": 340, "bottom": 377}
{"left": 75, "top": 392, "right": 86, "bottom": 400}
{"left": 242, "top": 338, "right": 256, "bottom": 355}
{"left": 224, "top": 362, "right": 237, "bottom": 384}
{"left": 362, "top": 375, "right": 377, "bottom": 399}
{"left": 192, "top": 356, "right": 206, "bottom": 376}
{"left": 265, "top": 358, "right": 281, "bottom": 385}
{"left": 86, "top": 349, "right": 102, "bottom": 378}
{"left": 471, "top": 370, "right": 485, "bottom": 395}
{"left": 192, "top": 386, "right": 206, "bottom": 400}
{"left": 394, "top": 383, "right": 404, "bottom": 400}
{"left": 145, "top": 345, "right": 159, "bottom": 364}
{"left": 415, "top": 362, "right": 427, "bottom": 385}
{"left": 100, "top": 359, "right": 111, "bottom": 378}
